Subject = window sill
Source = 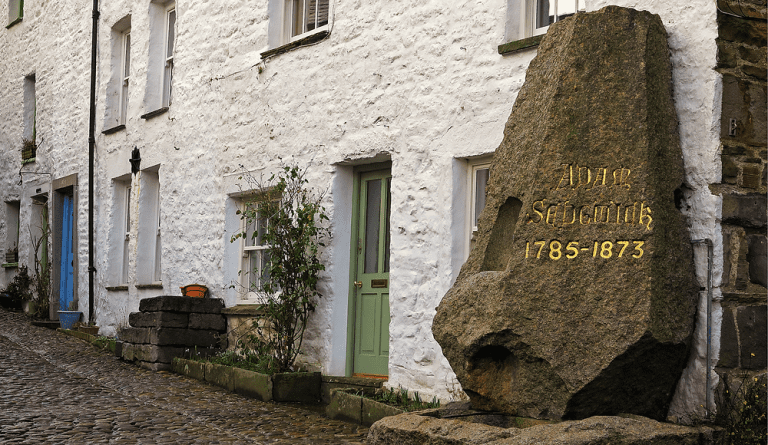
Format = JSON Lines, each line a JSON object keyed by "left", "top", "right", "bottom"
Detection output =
{"left": 136, "top": 282, "right": 163, "bottom": 289}
{"left": 140, "top": 107, "right": 169, "bottom": 120}
{"left": 21, "top": 158, "right": 36, "bottom": 165}
{"left": 1, "top": 262, "right": 18, "bottom": 269}
{"left": 260, "top": 30, "right": 330, "bottom": 59}
{"left": 106, "top": 285, "right": 129, "bottom": 291}
{"left": 102, "top": 124, "right": 126, "bottom": 135}
{"left": 221, "top": 304, "right": 265, "bottom": 316}
{"left": 498, "top": 35, "right": 544, "bottom": 55}
{"left": 6, "top": 17, "right": 22, "bottom": 29}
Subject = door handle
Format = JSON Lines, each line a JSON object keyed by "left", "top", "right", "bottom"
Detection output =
{"left": 353, "top": 281, "right": 363, "bottom": 288}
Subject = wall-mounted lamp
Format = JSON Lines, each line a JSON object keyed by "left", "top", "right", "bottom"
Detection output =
{"left": 130, "top": 146, "right": 141, "bottom": 174}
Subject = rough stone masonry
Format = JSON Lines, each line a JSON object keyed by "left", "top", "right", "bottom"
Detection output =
{"left": 433, "top": 6, "right": 699, "bottom": 421}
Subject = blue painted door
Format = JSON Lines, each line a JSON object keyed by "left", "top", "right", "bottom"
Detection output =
{"left": 59, "top": 195, "right": 74, "bottom": 312}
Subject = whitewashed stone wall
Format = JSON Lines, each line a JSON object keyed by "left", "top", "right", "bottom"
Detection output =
{"left": 0, "top": 0, "right": 722, "bottom": 421}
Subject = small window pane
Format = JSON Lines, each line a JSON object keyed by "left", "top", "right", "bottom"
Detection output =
{"left": 364, "top": 179, "right": 381, "bottom": 274}
{"left": 536, "top": 0, "right": 551, "bottom": 29}
{"left": 383, "top": 178, "right": 391, "bottom": 273}
{"left": 474, "top": 168, "right": 489, "bottom": 228}
{"left": 166, "top": 10, "right": 176, "bottom": 58}
{"left": 124, "top": 33, "right": 131, "bottom": 77}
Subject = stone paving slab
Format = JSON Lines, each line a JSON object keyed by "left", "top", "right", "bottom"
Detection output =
{"left": 0, "top": 309, "right": 368, "bottom": 444}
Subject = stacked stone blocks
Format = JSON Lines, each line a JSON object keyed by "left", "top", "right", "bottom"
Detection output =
{"left": 713, "top": 0, "right": 767, "bottom": 411}
{"left": 118, "top": 296, "right": 226, "bottom": 371}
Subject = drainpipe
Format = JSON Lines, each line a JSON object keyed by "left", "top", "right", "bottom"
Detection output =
{"left": 691, "top": 238, "right": 713, "bottom": 418}
{"left": 88, "top": 0, "right": 99, "bottom": 323}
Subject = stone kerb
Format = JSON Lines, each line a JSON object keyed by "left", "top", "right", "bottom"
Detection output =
{"left": 432, "top": 6, "right": 698, "bottom": 421}
{"left": 118, "top": 296, "right": 227, "bottom": 371}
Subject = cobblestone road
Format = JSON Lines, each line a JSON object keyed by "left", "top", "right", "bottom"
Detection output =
{"left": 0, "top": 309, "right": 369, "bottom": 444}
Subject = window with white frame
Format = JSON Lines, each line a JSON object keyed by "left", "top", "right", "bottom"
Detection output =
{"left": 143, "top": 1, "right": 175, "bottom": 114}
{"left": 104, "top": 16, "right": 130, "bottom": 131}
{"left": 288, "top": 0, "right": 328, "bottom": 41}
{"left": 505, "top": 0, "right": 584, "bottom": 42}
{"left": 267, "top": 0, "right": 329, "bottom": 49}
{"left": 109, "top": 180, "right": 131, "bottom": 285}
{"left": 239, "top": 201, "right": 273, "bottom": 302}
{"left": 162, "top": 6, "right": 175, "bottom": 107}
{"left": 531, "top": 0, "right": 582, "bottom": 35}
{"left": 8, "top": 0, "right": 22, "bottom": 26}
{"left": 136, "top": 170, "right": 161, "bottom": 285}
{"left": 4, "top": 201, "right": 20, "bottom": 264}
{"left": 120, "top": 31, "right": 131, "bottom": 124}
{"left": 467, "top": 160, "right": 491, "bottom": 256}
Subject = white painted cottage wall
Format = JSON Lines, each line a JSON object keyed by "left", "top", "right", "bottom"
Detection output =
{"left": 0, "top": 0, "right": 722, "bottom": 420}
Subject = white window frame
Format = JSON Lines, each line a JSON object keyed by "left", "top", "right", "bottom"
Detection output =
{"left": 530, "top": 0, "right": 584, "bottom": 36}
{"left": 136, "top": 170, "right": 162, "bottom": 286}
{"left": 119, "top": 31, "right": 131, "bottom": 125}
{"left": 239, "top": 200, "right": 275, "bottom": 303}
{"left": 285, "top": 0, "right": 329, "bottom": 43}
{"left": 162, "top": 6, "right": 175, "bottom": 107}
{"left": 8, "top": 0, "right": 22, "bottom": 24}
{"left": 153, "top": 185, "right": 162, "bottom": 283}
{"left": 121, "top": 184, "right": 131, "bottom": 285}
{"left": 466, "top": 159, "right": 492, "bottom": 258}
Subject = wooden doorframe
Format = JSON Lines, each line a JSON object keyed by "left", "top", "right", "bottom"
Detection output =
{"left": 345, "top": 161, "right": 391, "bottom": 377}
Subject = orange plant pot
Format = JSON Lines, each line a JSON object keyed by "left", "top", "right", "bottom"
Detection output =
{"left": 180, "top": 284, "right": 208, "bottom": 298}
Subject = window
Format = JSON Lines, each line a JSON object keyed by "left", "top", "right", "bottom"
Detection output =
{"left": 7, "top": 0, "right": 22, "bottom": 27}
{"left": 104, "top": 16, "right": 130, "bottom": 132}
{"left": 266, "top": 0, "right": 329, "bottom": 49}
{"left": 240, "top": 202, "right": 273, "bottom": 302}
{"left": 4, "top": 201, "right": 20, "bottom": 265}
{"left": 22, "top": 74, "right": 35, "bottom": 161}
{"left": 468, "top": 161, "right": 491, "bottom": 254}
{"left": 504, "top": 0, "right": 584, "bottom": 42}
{"left": 143, "top": 2, "right": 175, "bottom": 115}
{"left": 162, "top": 7, "right": 175, "bottom": 107}
{"left": 531, "top": 0, "right": 582, "bottom": 36}
{"left": 288, "top": 0, "right": 328, "bottom": 41}
{"left": 136, "top": 170, "right": 161, "bottom": 285}
{"left": 120, "top": 31, "right": 131, "bottom": 125}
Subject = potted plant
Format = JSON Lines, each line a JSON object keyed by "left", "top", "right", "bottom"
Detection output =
{"left": 58, "top": 301, "right": 83, "bottom": 330}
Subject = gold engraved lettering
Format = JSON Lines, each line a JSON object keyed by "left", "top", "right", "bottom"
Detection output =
{"left": 614, "top": 202, "right": 622, "bottom": 224}
{"left": 566, "top": 241, "right": 579, "bottom": 259}
{"left": 545, "top": 204, "right": 559, "bottom": 226}
{"left": 528, "top": 200, "right": 545, "bottom": 224}
{"left": 577, "top": 166, "right": 592, "bottom": 189}
{"left": 632, "top": 241, "right": 645, "bottom": 258}
{"left": 562, "top": 201, "right": 577, "bottom": 225}
{"left": 579, "top": 205, "right": 592, "bottom": 225}
{"left": 593, "top": 203, "right": 610, "bottom": 223}
{"left": 549, "top": 241, "right": 562, "bottom": 260}
{"left": 591, "top": 167, "right": 608, "bottom": 188}
{"left": 617, "top": 241, "right": 629, "bottom": 257}
{"left": 620, "top": 168, "right": 631, "bottom": 189}
{"left": 534, "top": 241, "right": 546, "bottom": 259}
{"left": 555, "top": 164, "right": 571, "bottom": 190}
{"left": 600, "top": 241, "right": 613, "bottom": 258}
{"left": 624, "top": 202, "right": 638, "bottom": 225}
{"left": 639, "top": 203, "right": 653, "bottom": 231}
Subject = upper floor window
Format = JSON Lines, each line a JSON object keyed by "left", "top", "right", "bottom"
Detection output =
{"left": 266, "top": 0, "right": 330, "bottom": 51}
{"left": 288, "top": 0, "right": 328, "bottom": 41}
{"left": 103, "top": 16, "right": 131, "bottom": 133}
{"left": 120, "top": 31, "right": 131, "bottom": 124}
{"left": 142, "top": 1, "right": 175, "bottom": 116}
{"left": 162, "top": 7, "right": 175, "bottom": 107}
{"left": 22, "top": 74, "right": 36, "bottom": 161}
{"left": 7, "top": 0, "right": 22, "bottom": 27}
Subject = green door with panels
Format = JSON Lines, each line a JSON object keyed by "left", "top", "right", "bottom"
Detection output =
{"left": 352, "top": 169, "right": 391, "bottom": 377}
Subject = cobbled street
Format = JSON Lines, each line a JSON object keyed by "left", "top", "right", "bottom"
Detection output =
{"left": 0, "top": 309, "right": 369, "bottom": 444}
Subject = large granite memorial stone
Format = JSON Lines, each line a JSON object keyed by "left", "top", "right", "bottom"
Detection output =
{"left": 433, "top": 6, "right": 698, "bottom": 421}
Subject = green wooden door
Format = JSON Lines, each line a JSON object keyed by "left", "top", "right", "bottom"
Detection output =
{"left": 352, "top": 170, "right": 391, "bottom": 376}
